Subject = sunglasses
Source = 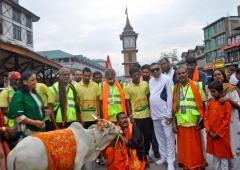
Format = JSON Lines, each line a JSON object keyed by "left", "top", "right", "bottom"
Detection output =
{"left": 151, "top": 68, "right": 160, "bottom": 73}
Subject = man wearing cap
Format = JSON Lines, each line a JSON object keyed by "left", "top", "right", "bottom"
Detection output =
{"left": 0, "top": 71, "right": 21, "bottom": 116}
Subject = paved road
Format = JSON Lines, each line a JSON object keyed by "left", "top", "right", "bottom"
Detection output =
{"left": 85, "top": 152, "right": 215, "bottom": 170}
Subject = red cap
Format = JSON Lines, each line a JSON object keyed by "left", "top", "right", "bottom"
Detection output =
{"left": 8, "top": 71, "right": 21, "bottom": 80}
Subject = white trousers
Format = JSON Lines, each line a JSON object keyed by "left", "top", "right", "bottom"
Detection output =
{"left": 153, "top": 118, "right": 175, "bottom": 164}
{"left": 213, "top": 156, "right": 229, "bottom": 170}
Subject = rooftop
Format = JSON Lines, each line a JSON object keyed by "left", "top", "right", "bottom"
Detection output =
{"left": 37, "top": 50, "right": 104, "bottom": 70}
{"left": 3, "top": 0, "right": 40, "bottom": 22}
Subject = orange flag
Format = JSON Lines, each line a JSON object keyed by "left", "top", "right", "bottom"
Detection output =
{"left": 105, "top": 55, "right": 112, "bottom": 69}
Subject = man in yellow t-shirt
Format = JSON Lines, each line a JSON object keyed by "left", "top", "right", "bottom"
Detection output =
{"left": 124, "top": 66, "right": 152, "bottom": 166}
{"left": 36, "top": 83, "right": 49, "bottom": 107}
{"left": 75, "top": 67, "right": 100, "bottom": 129}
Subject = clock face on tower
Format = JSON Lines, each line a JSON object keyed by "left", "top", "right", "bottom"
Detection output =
{"left": 123, "top": 36, "right": 136, "bottom": 49}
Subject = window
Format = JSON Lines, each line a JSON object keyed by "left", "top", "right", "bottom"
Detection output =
{"left": 13, "top": 24, "right": 21, "bottom": 40}
{"left": 26, "top": 30, "right": 32, "bottom": 44}
{"left": 26, "top": 15, "right": 32, "bottom": 28}
{"left": 128, "top": 52, "right": 132, "bottom": 62}
{"left": 12, "top": 8, "right": 21, "bottom": 23}
{"left": 0, "top": 19, "right": 2, "bottom": 35}
{"left": 0, "top": 1, "right": 2, "bottom": 14}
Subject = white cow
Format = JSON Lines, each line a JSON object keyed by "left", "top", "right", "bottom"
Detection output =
{"left": 7, "top": 121, "right": 121, "bottom": 170}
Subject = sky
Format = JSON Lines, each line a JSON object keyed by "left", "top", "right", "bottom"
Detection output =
{"left": 21, "top": 0, "right": 239, "bottom": 76}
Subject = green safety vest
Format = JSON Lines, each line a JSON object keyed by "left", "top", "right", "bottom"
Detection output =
{"left": 4, "top": 116, "right": 14, "bottom": 128}
{"left": 52, "top": 82, "right": 77, "bottom": 122}
{"left": 175, "top": 82, "right": 202, "bottom": 126}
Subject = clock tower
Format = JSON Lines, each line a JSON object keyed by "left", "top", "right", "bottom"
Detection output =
{"left": 120, "top": 12, "right": 138, "bottom": 79}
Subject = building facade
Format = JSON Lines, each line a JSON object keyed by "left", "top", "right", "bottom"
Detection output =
{"left": 38, "top": 50, "right": 105, "bottom": 74}
{"left": 177, "top": 46, "right": 205, "bottom": 70}
{"left": 222, "top": 32, "right": 240, "bottom": 68}
{"left": 0, "top": 0, "right": 39, "bottom": 50}
{"left": 203, "top": 16, "right": 240, "bottom": 71}
{"left": 120, "top": 13, "right": 138, "bottom": 79}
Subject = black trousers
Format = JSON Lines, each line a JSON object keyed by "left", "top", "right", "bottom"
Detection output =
{"left": 134, "top": 117, "right": 153, "bottom": 155}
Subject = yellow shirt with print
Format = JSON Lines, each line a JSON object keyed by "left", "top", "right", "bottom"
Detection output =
{"left": 75, "top": 81, "right": 100, "bottom": 122}
{"left": 124, "top": 81, "right": 150, "bottom": 119}
{"left": 0, "top": 87, "right": 15, "bottom": 108}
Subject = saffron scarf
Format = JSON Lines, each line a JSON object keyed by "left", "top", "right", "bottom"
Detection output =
{"left": 102, "top": 80, "right": 126, "bottom": 120}
{"left": 172, "top": 79, "right": 204, "bottom": 116}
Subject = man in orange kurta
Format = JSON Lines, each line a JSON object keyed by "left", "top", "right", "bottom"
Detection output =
{"left": 204, "top": 80, "right": 233, "bottom": 169}
{"left": 172, "top": 67, "right": 206, "bottom": 170}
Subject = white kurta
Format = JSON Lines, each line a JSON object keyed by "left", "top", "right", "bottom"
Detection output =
{"left": 225, "top": 90, "right": 240, "bottom": 170}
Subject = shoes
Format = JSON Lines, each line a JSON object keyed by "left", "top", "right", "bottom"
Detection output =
{"left": 154, "top": 152, "right": 160, "bottom": 159}
{"left": 155, "top": 158, "right": 166, "bottom": 165}
{"left": 168, "top": 163, "right": 175, "bottom": 170}
{"left": 145, "top": 155, "right": 150, "bottom": 168}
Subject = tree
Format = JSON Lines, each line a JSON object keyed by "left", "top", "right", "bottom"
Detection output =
{"left": 160, "top": 49, "right": 179, "bottom": 68}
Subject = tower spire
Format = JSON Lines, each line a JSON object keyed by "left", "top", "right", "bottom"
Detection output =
{"left": 124, "top": 6, "right": 133, "bottom": 32}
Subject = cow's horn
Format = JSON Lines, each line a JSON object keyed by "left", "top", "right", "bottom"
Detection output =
{"left": 91, "top": 114, "right": 98, "bottom": 120}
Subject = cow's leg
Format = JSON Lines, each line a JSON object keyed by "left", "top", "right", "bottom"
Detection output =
{"left": 74, "top": 142, "right": 89, "bottom": 170}
{"left": 10, "top": 137, "right": 48, "bottom": 170}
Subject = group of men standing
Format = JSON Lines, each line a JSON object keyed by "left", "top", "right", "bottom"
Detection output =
{"left": 2, "top": 55, "right": 240, "bottom": 170}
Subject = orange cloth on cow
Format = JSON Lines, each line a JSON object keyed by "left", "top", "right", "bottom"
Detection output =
{"left": 177, "top": 126, "right": 206, "bottom": 169}
{"left": 204, "top": 100, "right": 233, "bottom": 159}
{"left": 102, "top": 80, "right": 126, "bottom": 120}
{"left": 32, "top": 128, "right": 76, "bottom": 170}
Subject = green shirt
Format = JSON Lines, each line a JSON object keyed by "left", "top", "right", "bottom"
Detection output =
{"left": 7, "top": 90, "right": 45, "bottom": 131}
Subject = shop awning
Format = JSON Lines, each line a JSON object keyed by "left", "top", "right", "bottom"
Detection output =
{"left": 221, "top": 43, "right": 240, "bottom": 51}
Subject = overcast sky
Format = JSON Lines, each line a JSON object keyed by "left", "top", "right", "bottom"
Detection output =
{"left": 21, "top": 0, "right": 239, "bottom": 75}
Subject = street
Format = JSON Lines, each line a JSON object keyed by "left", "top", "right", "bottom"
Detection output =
{"left": 89, "top": 151, "right": 215, "bottom": 170}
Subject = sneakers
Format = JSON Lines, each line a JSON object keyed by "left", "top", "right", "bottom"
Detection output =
{"left": 168, "top": 163, "right": 175, "bottom": 170}
{"left": 155, "top": 158, "right": 166, "bottom": 165}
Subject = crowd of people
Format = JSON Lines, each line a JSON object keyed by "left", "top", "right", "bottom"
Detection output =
{"left": 0, "top": 56, "right": 240, "bottom": 170}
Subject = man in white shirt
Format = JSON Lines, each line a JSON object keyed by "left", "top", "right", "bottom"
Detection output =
{"left": 228, "top": 66, "right": 239, "bottom": 85}
{"left": 149, "top": 63, "right": 175, "bottom": 170}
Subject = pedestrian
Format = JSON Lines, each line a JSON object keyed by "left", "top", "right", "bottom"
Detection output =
{"left": 0, "top": 71, "right": 21, "bottom": 128}
{"left": 75, "top": 67, "right": 100, "bottom": 129}
{"left": 124, "top": 66, "right": 152, "bottom": 166}
{"left": 141, "top": 64, "right": 160, "bottom": 159}
{"left": 73, "top": 70, "right": 82, "bottom": 85}
{"left": 141, "top": 64, "right": 151, "bottom": 82}
{"left": 186, "top": 57, "right": 207, "bottom": 85}
{"left": 93, "top": 71, "right": 103, "bottom": 85}
{"left": 204, "top": 80, "right": 233, "bottom": 170}
{"left": 159, "top": 57, "right": 177, "bottom": 84}
{"left": 172, "top": 67, "right": 206, "bottom": 170}
{"left": 48, "top": 67, "right": 81, "bottom": 129}
{"left": 149, "top": 63, "right": 175, "bottom": 170}
{"left": 228, "top": 66, "right": 238, "bottom": 85}
{"left": 106, "top": 112, "right": 145, "bottom": 170}
{"left": 100, "top": 69, "right": 126, "bottom": 123}
{"left": 7, "top": 71, "right": 47, "bottom": 137}
{"left": 212, "top": 69, "right": 240, "bottom": 169}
